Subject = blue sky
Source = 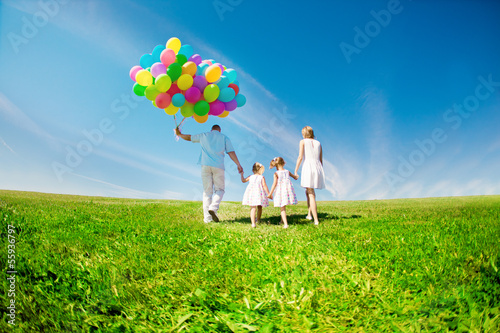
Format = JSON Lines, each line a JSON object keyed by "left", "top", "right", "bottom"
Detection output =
{"left": 1, "top": 0, "right": 499, "bottom": 202}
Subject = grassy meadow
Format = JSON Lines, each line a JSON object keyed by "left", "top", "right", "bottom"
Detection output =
{"left": 1, "top": 190, "right": 499, "bottom": 332}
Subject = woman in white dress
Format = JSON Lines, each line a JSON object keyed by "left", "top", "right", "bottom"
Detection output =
{"left": 294, "top": 126, "right": 325, "bottom": 225}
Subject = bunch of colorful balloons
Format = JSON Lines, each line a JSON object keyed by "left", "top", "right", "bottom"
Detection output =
{"left": 129, "top": 37, "right": 246, "bottom": 124}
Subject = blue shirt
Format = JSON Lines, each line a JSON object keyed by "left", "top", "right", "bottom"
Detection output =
{"left": 191, "top": 130, "right": 235, "bottom": 170}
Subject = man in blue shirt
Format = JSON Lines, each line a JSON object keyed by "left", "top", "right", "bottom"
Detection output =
{"left": 175, "top": 125, "right": 243, "bottom": 222}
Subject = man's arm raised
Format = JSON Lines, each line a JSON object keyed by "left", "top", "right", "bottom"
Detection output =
{"left": 175, "top": 128, "right": 191, "bottom": 141}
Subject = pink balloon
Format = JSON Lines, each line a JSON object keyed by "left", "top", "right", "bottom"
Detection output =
{"left": 155, "top": 93, "right": 171, "bottom": 109}
{"left": 129, "top": 66, "right": 142, "bottom": 82}
{"left": 202, "top": 60, "right": 213, "bottom": 66}
{"left": 209, "top": 100, "right": 225, "bottom": 116}
{"left": 160, "top": 48, "right": 176, "bottom": 67}
{"left": 189, "top": 54, "right": 203, "bottom": 66}
{"left": 185, "top": 87, "right": 201, "bottom": 104}
{"left": 151, "top": 62, "right": 166, "bottom": 78}
{"left": 193, "top": 75, "right": 208, "bottom": 91}
{"left": 224, "top": 99, "right": 237, "bottom": 111}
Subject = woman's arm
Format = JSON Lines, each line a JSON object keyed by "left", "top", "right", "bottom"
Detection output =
{"left": 261, "top": 177, "right": 270, "bottom": 196}
{"left": 319, "top": 143, "right": 323, "bottom": 165}
{"left": 294, "top": 140, "right": 304, "bottom": 175}
{"left": 289, "top": 171, "right": 299, "bottom": 180}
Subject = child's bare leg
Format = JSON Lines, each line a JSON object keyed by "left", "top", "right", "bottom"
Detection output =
{"left": 250, "top": 206, "right": 257, "bottom": 227}
{"left": 281, "top": 206, "right": 288, "bottom": 228}
{"left": 257, "top": 205, "right": 262, "bottom": 223}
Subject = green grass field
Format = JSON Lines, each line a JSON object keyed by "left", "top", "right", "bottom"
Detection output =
{"left": 1, "top": 190, "right": 499, "bottom": 332}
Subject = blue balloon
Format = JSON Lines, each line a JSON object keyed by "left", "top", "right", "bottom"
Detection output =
{"left": 152, "top": 45, "right": 166, "bottom": 62}
{"left": 216, "top": 76, "right": 230, "bottom": 90}
{"left": 218, "top": 87, "right": 236, "bottom": 103}
{"left": 140, "top": 54, "right": 154, "bottom": 69}
{"left": 172, "top": 93, "right": 186, "bottom": 107}
{"left": 224, "top": 69, "right": 237, "bottom": 83}
{"left": 235, "top": 94, "right": 246, "bottom": 107}
{"left": 197, "top": 63, "right": 209, "bottom": 76}
{"left": 178, "top": 44, "right": 194, "bottom": 59}
{"left": 233, "top": 79, "right": 240, "bottom": 86}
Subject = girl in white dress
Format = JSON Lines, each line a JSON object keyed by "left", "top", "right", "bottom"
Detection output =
{"left": 268, "top": 157, "right": 298, "bottom": 228}
{"left": 294, "top": 126, "right": 325, "bottom": 225}
{"left": 241, "top": 162, "right": 270, "bottom": 228}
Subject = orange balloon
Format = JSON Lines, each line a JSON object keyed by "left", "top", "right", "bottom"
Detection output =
{"left": 193, "top": 113, "right": 209, "bottom": 123}
{"left": 205, "top": 64, "right": 222, "bottom": 83}
{"left": 218, "top": 111, "right": 230, "bottom": 118}
{"left": 182, "top": 61, "right": 197, "bottom": 76}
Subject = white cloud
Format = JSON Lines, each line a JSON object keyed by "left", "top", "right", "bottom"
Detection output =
{"left": 0, "top": 136, "right": 17, "bottom": 155}
{"left": 0, "top": 93, "right": 61, "bottom": 149}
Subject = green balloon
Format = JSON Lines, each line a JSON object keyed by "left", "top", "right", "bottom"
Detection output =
{"left": 203, "top": 84, "right": 220, "bottom": 103}
{"left": 145, "top": 85, "right": 160, "bottom": 101}
{"left": 194, "top": 100, "right": 209, "bottom": 116}
{"left": 181, "top": 103, "right": 195, "bottom": 117}
{"left": 155, "top": 74, "right": 172, "bottom": 92}
{"left": 167, "top": 63, "right": 182, "bottom": 82}
{"left": 175, "top": 54, "right": 188, "bottom": 66}
{"left": 133, "top": 83, "right": 146, "bottom": 96}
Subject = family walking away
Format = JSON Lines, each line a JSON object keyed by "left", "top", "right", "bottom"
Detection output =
{"left": 176, "top": 124, "right": 325, "bottom": 227}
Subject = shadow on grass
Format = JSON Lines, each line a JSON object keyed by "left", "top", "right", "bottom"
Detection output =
{"left": 228, "top": 212, "right": 362, "bottom": 226}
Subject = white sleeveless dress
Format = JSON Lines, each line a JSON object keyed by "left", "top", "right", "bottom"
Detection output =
{"left": 242, "top": 174, "right": 269, "bottom": 207}
{"left": 273, "top": 170, "right": 297, "bottom": 207}
{"left": 300, "top": 139, "right": 326, "bottom": 189}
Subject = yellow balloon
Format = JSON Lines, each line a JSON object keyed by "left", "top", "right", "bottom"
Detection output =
{"left": 177, "top": 74, "right": 194, "bottom": 90}
{"left": 164, "top": 104, "right": 178, "bottom": 115}
{"left": 166, "top": 37, "right": 181, "bottom": 54}
{"left": 182, "top": 61, "right": 197, "bottom": 76}
{"left": 218, "top": 111, "right": 230, "bottom": 118}
{"left": 205, "top": 64, "right": 222, "bottom": 83}
{"left": 136, "top": 70, "right": 153, "bottom": 86}
{"left": 193, "top": 113, "right": 209, "bottom": 123}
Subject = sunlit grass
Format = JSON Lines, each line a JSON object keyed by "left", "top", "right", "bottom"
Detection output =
{"left": 1, "top": 190, "right": 499, "bottom": 332}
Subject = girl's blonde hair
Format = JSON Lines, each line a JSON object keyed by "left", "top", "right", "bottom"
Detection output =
{"left": 269, "top": 157, "right": 285, "bottom": 169}
{"left": 252, "top": 162, "right": 264, "bottom": 174}
{"left": 302, "top": 126, "right": 315, "bottom": 139}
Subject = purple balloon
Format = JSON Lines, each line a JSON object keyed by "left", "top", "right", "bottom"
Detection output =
{"left": 193, "top": 75, "right": 208, "bottom": 91}
{"left": 224, "top": 99, "right": 238, "bottom": 111}
{"left": 151, "top": 62, "right": 166, "bottom": 78}
{"left": 185, "top": 87, "right": 201, "bottom": 104}
{"left": 189, "top": 54, "right": 203, "bottom": 66}
{"left": 209, "top": 100, "right": 225, "bottom": 116}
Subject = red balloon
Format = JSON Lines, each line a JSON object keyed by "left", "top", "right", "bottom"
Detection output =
{"left": 228, "top": 83, "right": 239, "bottom": 95}
{"left": 155, "top": 93, "right": 171, "bottom": 108}
{"left": 167, "top": 83, "right": 181, "bottom": 96}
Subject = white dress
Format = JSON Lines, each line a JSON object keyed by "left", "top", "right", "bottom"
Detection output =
{"left": 300, "top": 139, "right": 326, "bottom": 189}
{"left": 242, "top": 174, "right": 269, "bottom": 207}
{"left": 273, "top": 170, "right": 298, "bottom": 207}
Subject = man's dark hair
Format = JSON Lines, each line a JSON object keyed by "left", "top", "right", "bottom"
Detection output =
{"left": 212, "top": 125, "right": 221, "bottom": 132}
